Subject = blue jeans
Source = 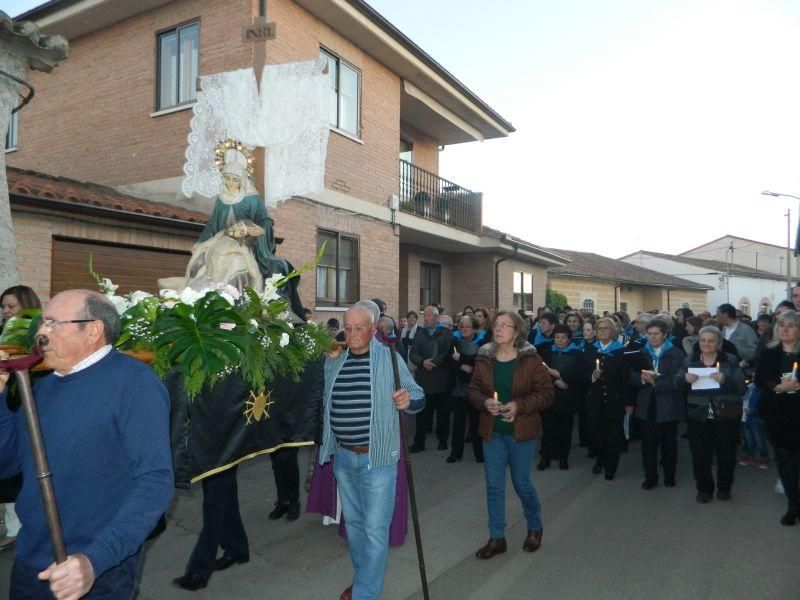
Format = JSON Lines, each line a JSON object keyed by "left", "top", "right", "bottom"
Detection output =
{"left": 483, "top": 435, "right": 543, "bottom": 539}
{"left": 333, "top": 448, "right": 397, "bottom": 600}
{"left": 742, "top": 417, "right": 769, "bottom": 460}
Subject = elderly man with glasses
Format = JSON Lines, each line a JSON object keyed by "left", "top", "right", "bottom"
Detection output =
{"left": 0, "top": 289, "right": 173, "bottom": 599}
{"left": 319, "top": 302, "right": 425, "bottom": 600}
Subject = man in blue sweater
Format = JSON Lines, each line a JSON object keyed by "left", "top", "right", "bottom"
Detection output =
{"left": 0, "top": 289, "right": 174, "bottom": 599}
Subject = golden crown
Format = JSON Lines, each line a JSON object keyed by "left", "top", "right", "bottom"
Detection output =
{"left": 214, "top": 139, "right": 256, "bottom": 177}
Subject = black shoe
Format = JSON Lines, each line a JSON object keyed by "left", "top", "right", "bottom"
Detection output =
{"left": 446, "top": 455, "right": 461, "bottom": 463}
{"left": 604, "top": 472, "right": 615, "bottom": 481}
{"left": 664, "top": 478, "right": 676, "bottom": 488}
{"left": 641, "top": 480, "right": 658, "bottom": 490}
{"left": 214, "top": 555, "right": 250, "bottom": 572}
{"left": 409, "top": 444, "right": 425, "bottom": 453}
{"left": 172, "top": 574, "right": 208, "bottom": 591}
{"left": 286, "top": 501, "right": 301, "bottom": 521}
{"left": 559, "top": 459, "right": 569, "bottom": 471}
{"left": 592, "top": 461, "right": 603, "bottom": 475}
{"left": 537, "top": 458, "right": 550, "bottom": 471}
{"left": 781, "top": 509, "right": 798, "bottom": 526}
{"left": 438, "top": 441, "right": 448, "bottom": 451}
{"left": 268, "top": 501, "right": 290, "bottom": 520}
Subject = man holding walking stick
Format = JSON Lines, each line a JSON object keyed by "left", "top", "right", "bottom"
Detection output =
{"left": 0, "top": 290, "right": 173, "bottom": 599}
{"left": 319, "top": 302, "right": 425, "bottom": 600}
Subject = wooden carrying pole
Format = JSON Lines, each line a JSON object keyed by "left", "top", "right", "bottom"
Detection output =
{"left": 389, "top": 342, "right": 430, "bottom": 600}
{"left": 0, "top": 347, "right": 67, "bottom": 564}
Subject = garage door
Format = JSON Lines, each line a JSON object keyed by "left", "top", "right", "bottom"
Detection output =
{"left": 51, "top": 237, "right": 191, "bottom": 296}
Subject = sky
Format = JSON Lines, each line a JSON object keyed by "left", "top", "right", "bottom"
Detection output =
{"left": 7, "top": 0, "right": 800, "bottom": 259}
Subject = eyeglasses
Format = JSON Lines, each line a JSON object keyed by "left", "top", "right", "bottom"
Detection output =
{"left": 494, "top": 321, "right": 515, "bottom": 330}
{"left": 40, "top": 318, "right": 96, "bottom": 331}
{"left": 343, "top": 325, "right": 370, "bottom": 335}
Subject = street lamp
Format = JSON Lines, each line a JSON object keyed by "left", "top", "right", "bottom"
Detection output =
{"left": 762, "top": 190, "right": 800, "bottom": 299}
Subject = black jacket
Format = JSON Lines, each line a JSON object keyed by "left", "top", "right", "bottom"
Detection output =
{"left": 582, "top": 345, "right": 630, "bottom": 420}
{"left": 675, "top": 351, "right": 746, "bottom": 422}
{"left": 540, "top": 346, "right": 581, "bottom": 412}
{"left": 410, "top": 326, "right": 455, "bottom": 395}
{"left": 629, "top": 345, "right": 686, "bottom": 423}
{"left": 755, "top": 345, "right": 800, "bottom": 450}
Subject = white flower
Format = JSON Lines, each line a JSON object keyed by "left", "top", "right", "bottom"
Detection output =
{"left": 160, "top": 289, "right": 180, "bottom": 300}
{"left": 179, "top": 287, "right": 201, "bottom": 306}
{"left": 249, "top": 319, "right": 259, "bottom": 328}
{"left": 108, "top": 294, "right": 131, "bottom": 315}
{"left": 279, "top": 332, "right": 290, "bottom": 347}
{"left": 129, "top": 290, "right": 153, "bottom": 305}
{"left": 219, "top": 322, "right": 236, "bottom": 331}
{"left": 219, "top": 291, "right": 235, "bottom": 306}
{"left": 101, "top": 277, "right": 119, "bottom": 294}
{"left": 218, "top": 284, "right": 241, "bottom": 301}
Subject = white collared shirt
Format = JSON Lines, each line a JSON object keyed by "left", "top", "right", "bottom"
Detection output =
{"left": 724, "top": 320, "right": 738, "bottom": 341}
{"left": 53, "top": 345, "right": 113, "bottom": 377}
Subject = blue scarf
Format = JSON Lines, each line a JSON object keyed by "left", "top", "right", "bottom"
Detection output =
{"left": 533, "top": 329, "right": 554, "bottom": 346}
{"left": 644, "top": 339, "right": 673, "bottom": 371}
{"left": 551, "top": 343, "right": 578, "bottom": 354}
{"left": 593, "top": 340, "right": 624, "bottom": 354}
{"left": 453, "top": 329, "right": 486, "bottom": 345}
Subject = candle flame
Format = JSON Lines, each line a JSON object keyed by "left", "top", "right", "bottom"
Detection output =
{"left": 493, "top": 391, "right": 498, "bottom": 400}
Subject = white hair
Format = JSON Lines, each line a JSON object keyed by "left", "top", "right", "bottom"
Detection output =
{"left": 424, "top": 305, "right": 439, "bottom": 317}
{"left": 353, "top": 300, "right": 379, "bottom": 323}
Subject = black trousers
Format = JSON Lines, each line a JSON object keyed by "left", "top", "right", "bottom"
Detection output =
{"left": 775, "top": 447, "right": 800, "bottom": 512}
{"left": 588, "top": 415, "right": 624, "bottom": 475}
{"left": 541, "top": 410, "right": 574, "bottom": 461}
{"left": 576, "top": 394, "right": 591, "bottom": 446}
{"left": 270, "top": 447, "right": 299, "bottom": 504}
{"left": 640, "top": 404, "right": 678, "bottom": 483}
{"left": 185, "top": 466, "right": 249, "bottom": 581}
{"left": 414, "top": 392, "right": 449, "bottom": 447}
{"left": 449, "top": 396, "right": 483, "bottom": 460}
{"left": 687, "top": 419, "right": 738, "bottom": 494}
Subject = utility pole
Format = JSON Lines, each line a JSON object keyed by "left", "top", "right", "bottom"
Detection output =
{"left": 788, "top": 209, "right": 792, "bottom": 299}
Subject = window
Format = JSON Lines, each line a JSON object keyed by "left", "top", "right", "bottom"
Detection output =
{"left": 420, "top": 262, "right": 441, "bottom": 307}
{"left": 316, "top": 230, "right": 358, "bottom": 305}
{"left": 156, "top": 21, "right": 199, "bottom": 110}
{"left": 321, "top": 48, "right": 360, "bottom": 136}
{"left": 512, "top": 271, "right": 533, "bottom": 313}
{"left": 5, "top": 109, "right": 18, "bottom": 150}
{"left": 399, "top": 139, "right": 413, "bottom": 163}
{"left": 582, "top": 298, "right": 595, "bottom": 312}
{"left": 619, "top": 301, "right": 628, "bottom": 313}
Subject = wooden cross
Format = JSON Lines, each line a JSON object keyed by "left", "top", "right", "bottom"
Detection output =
{"left": 243, "top": 1, "right": 277, "bottom": 199}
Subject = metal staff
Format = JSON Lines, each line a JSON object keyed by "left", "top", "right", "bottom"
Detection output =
{"left": 0, "top": 343, "right": 67, "bottom": 564}
{"left": 388, "top": 338, "right": 430, "bottom": 600}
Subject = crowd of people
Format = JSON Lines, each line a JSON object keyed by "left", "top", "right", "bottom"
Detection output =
{"left": 1, "top": 284, "right": 800, "bottom": 599}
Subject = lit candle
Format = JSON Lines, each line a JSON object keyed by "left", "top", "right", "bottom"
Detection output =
{"left": 493, "top": 391, "right": 498, "bottom": 402}
{"left": 595, "top": 358, "right": 600, "bottom": 370}
{"left": 715, "top": 361, "right": 720, "bottom": 370}
{"left": 793, "top": 362, "right": 798, "bottom": 379}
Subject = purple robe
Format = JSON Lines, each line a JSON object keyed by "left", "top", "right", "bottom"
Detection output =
{"left": 306, "top": 439, "right": 409, "bottom": 547}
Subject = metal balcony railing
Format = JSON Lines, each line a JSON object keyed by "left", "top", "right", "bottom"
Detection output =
{"left": 398, "top": 159, "right": 482, "bottom": 233}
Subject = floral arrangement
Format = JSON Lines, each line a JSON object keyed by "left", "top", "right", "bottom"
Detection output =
{"left": 90, "top": 260, "right": 332, "bottom": 399}
{"left": 0, "top": 308, "right": 42, "bottom": 348}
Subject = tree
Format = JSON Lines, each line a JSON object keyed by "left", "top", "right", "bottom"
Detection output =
{"left": 545, "top": 288, "right": 568, "bottom": 311}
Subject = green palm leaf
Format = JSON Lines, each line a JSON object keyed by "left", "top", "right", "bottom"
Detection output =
{"left": 0, "top": 309, "right": 42, "bottom": 349}
{"left": 152, "top": 292, "right": 251, "bottom": 397}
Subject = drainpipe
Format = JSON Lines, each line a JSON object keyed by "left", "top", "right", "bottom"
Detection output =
{"left": 495, "top": 237, "right": 518, "bottom": 309}
{"left": 667, "top": 289, "right": 671, "bottom": 313}
{"left": 614, "top": 285, "right": 619, "bottom": 312}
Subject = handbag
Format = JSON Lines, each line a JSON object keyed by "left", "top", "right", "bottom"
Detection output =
{"left": 711, "top": 397, "right": 742, "bottom": 420}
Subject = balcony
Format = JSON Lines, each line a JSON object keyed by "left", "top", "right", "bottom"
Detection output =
{"left": 399, "top": 159, "right": 482, "bottom": 233}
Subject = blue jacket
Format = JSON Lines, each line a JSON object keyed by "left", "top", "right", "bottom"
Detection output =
{"left": 320, "top": 337, "right": 425, "bottom": 468}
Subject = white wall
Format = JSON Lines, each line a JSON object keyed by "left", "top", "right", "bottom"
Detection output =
{"left": 681, "top": 237, "right": 800, "bottom": 279}
{"left": 622, "top": 252, "right": 787, "bottom": 314}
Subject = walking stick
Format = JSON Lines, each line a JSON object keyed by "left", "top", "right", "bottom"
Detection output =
{"left": 388, "top": 339, "right": 430, "bottom": 600}
{"left": 0, "top": 343, "right": 67, "bottom": 564}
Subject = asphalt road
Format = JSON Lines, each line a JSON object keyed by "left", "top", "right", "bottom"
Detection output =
{"left": 1, "top": 432, "right": 798, "bottom": 599}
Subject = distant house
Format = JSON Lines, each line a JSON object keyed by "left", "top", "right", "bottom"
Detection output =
{"left": 546, "top": 249, "right": 712, "bottom": 315}
{"left": 680, "top": 235, "right": 800, "bottom": 281}
{"left": 620, "top": 250, "right": 788, "bottom": 315}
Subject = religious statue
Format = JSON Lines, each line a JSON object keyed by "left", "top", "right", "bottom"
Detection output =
{"left": 160, "top": 142, "right": 286, "bottom": 295}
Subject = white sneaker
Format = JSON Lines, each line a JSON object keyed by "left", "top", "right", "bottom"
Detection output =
{"left": 775, "top": 479, "right": 785, "bottom": 495}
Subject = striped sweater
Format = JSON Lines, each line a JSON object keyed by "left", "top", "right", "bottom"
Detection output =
{"left": 330, "top": 352, "right": 372, "bottom": 446}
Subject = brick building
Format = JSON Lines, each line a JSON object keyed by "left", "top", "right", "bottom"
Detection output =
{"left": 6, "top": 0, "right": 567, "bottom": 319}
{"left": 546, "top": 249, "right": 711, "bottom": 316}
